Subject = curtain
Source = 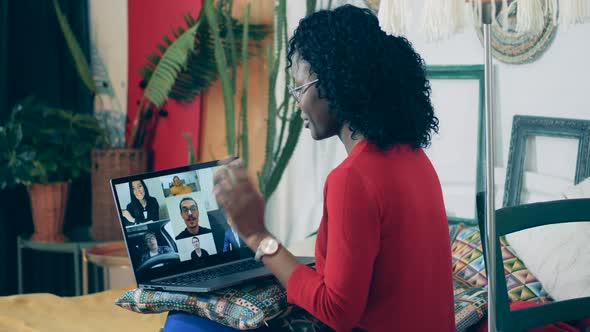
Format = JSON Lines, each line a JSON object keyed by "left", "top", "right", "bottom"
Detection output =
{"left": 262, "top": 1, "right": 349, "bottom": 247}
{"left": 0, "top": 0, "right": 7, "bottom": 123}
{"left": 265, "top": 135, "right": 347, "bottom": 246}
{"left": 0, "top": 0, "right": 93, "bottom": 296}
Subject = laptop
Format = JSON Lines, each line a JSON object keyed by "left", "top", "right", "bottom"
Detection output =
{"left": 111, "top": 160, "right": 314, "bottom": 292}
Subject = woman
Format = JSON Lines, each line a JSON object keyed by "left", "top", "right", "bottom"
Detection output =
{"left": 169, "top": 175, "right": 193, "bottom": 196}
{"left": 122, "top": 180, "right": 160, "bottom": 225}
{"left": 190, "top": 236, "right": 209, "bottom": 261}
{"left": 213, "top": 5, "right": 455, "bottom": 332}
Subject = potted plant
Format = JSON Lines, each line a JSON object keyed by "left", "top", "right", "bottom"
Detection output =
{"left": 0, "top": 97, "right": 107, "bottom": 242}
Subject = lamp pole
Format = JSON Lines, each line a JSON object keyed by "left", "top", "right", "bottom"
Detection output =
{"left": 482, "top": 1, "right": 497, "bottom": 331}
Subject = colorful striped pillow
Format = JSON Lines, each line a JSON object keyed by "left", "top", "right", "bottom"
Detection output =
{"left": 115, "top": 278, "right": 287, "bottom": 330}
{"left": 451, "top": 226, "right": 551, "bottom": 302}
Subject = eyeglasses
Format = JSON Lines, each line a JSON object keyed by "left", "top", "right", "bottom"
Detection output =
{"left": 288, "top": 79, "right": 319, "bottom": 103}
{"left": 181, "top": 206, "right": 198, "bottom": 214}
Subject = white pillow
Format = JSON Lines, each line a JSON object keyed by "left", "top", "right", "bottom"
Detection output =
{"left": 506, "top": 222, "right": 590, "bottom": 301}
{"left": 506, "top": 177, "right": 590, "bottom": 302}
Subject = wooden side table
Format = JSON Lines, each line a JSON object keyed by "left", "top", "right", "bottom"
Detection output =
{"left": 82, "top": 241, "right": 131, "bottom": 295}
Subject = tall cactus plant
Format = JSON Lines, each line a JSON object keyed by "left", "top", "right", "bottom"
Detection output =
{"left": 205, "top": 0, "right": 319, "bottom": 200}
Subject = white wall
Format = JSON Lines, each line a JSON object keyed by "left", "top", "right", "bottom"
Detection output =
{"left": 267, "top": 1, "right": 590, "bottom": 246}
{"left": 406, "top": 1, "right": 590, "bottom": 212}
{"left": 406, "top": 5, "right": 590, "bottom": 174}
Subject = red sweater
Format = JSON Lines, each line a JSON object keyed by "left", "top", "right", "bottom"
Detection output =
{"left": 287, "top": 140, "right": 455, "bottom": 332}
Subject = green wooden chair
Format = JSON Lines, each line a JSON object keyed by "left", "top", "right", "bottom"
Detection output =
{"left": 476, "top": 193, "right": 590, "bottom": 331}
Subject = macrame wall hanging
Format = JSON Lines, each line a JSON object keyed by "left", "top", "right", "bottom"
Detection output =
{"left": 475, "top": 1, "right": 558, "bottom": 64}
{"left": 365, "top": 0, "right": 589, "bottom": 64}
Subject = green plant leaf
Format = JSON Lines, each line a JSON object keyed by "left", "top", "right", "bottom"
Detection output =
{"left": 263, "top": 111, "right": 303, "bottom": 199}
{"left": 239, "top": 4, "right": 251, "bottom": 168}
{"left": 0, "top": 97, "right": 107, "bottom": 186}
{"left": 205, "top": 0, "right": 236, "bottom": 156}
{"left": 143, "top": 20, "right": 201, "bottom": 108}
{"left": 183, "top": 132, "right": 196, "bottom": 164}
{"left": 140, "top": 11, "right": 267, "bottom": 105}
{"left": 53, "top": 0, "right": 96, "bottom": 94}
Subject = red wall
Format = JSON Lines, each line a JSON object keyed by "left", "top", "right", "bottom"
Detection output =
{"left": 127, "top": 0, "right": 203, "bottom": 171}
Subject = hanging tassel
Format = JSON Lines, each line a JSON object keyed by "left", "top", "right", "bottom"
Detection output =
{"left": 545, "top": 0, "right": 558, "bottom": 26}
{"left": 559, "top": 0, "right": 590, "bottom": 27}
{"left": 391, "top": 0, "right": 412, "bottom": 35}
{"left": 452, "top": 0, "right": 467, "bottom": 33}
{"left": 420, "top": 0, "right": 465, "bottom": 41}
{"left": 500, "top": 0, "right": 510, "bottom": 30}
{"left": 420, "top": 0, "right": 450, "bottom": 41}
{"left": 468, "top": 0, "right": 484, "bottom": 29}
{"left": 377, "top": 0, "right": 393, "bottom": 34}
{"left": 515, "top": 0, "right": 545, "bottom": 33}
{"left": 377, "top": 0, "right": 412, "bottom": 36}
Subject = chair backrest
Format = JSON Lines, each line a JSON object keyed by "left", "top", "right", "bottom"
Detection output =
{"left": 476, "top": 194, "right": 590, "bottom": 331}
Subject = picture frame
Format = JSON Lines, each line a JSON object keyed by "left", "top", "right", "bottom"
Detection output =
{"left": 426, "top": 65, "right": 485, "bottom": 225}
{"left": 503, "top": 115, "right": 590, "bottom": 207}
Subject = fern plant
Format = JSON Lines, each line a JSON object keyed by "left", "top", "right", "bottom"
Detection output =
{"left": 129, "top": 8, "right": 268, "bottom": 148}
{"left": 127, "top": 19, "right": 202, "bottom": 148}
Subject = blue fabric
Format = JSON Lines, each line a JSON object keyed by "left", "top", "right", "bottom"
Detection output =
{"left": 163, "top": 311, "right": 269, "bottom": 332}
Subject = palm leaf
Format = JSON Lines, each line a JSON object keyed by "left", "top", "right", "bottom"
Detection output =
{"left": 142, "top": 20, "right": 201, "bottom": 108}
{"left": 139, "top": 11, "right": 268, "bottom": 105}
{"left": 53, "top": 0, "right": 96, "bottom": 94}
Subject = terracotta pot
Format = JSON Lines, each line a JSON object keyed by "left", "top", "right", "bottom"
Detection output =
{"left": 91, "top": 148, "right": 148, "bottom": 241}
{"left": 28, "top": 182, "right": 70, "bottom": 242}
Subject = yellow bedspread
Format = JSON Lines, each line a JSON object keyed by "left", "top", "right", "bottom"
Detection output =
{"left": 0, "top": 288, "right": 167, "bottom": 332}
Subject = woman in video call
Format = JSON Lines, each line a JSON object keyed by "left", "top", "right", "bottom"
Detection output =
{"left": 122, "top": 180, "right": 160, "bottom": 225}
{"left": 212, "top": 5, "right": 454, "bottom": 332}
{"left": 169, "top": 175, "right": 193, "bottom": 196}
{"left": 190, "top": 236, "right": 209, "bottom": 261}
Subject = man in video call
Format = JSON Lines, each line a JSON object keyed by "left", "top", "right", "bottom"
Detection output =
{"left": 141, "top": 232, "right": 173, "bottom": 264}
{"left": 223, "top": 217, "right": 246, "bottom": 252}
{"left": 175, "top": 197, "right": 212, "bottom": 240}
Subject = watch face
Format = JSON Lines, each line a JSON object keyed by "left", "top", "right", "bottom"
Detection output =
{"left": 261, "top": 238, "right": 279, "bottom": 255}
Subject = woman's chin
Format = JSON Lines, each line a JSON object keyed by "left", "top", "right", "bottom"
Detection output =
{"left": 308, "top": 128, "right": 320, "bottom": 140}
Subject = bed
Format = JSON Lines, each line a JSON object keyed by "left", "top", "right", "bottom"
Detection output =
{"left": 0, "top": 287, "right": 166, "bottom": 331}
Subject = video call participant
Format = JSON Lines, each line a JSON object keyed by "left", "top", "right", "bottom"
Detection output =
{"left": 190, "top": 236, "right": 209, "bottom": 261}
{"left": 140, "top": 232, "right": 173, "bottom": 264}
{"left": 169, "top": 176, "right": 193, "bottom": 196}
{"left": 122, "top": 180, "right": 160, "bottom": 226}
{"left": 175, "top": 197, "right": 212, "bottom": 240}
{"left": 223, "top": 217, "right": 246, "bottom": 252}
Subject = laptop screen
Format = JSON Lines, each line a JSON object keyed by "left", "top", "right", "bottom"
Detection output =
{"left": 111, "top": 161, "right": 254, "bottom": 283}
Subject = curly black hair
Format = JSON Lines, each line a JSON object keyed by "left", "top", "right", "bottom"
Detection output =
{"left": 287, "top": 5, "right": 438, "bottom": 150}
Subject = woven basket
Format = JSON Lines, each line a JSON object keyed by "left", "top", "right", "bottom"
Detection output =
{"left": 91, "top": 148, "right": 148, "bottom": 241}
{"left": 28, "top": 182, "right": 70, "bottom": 242}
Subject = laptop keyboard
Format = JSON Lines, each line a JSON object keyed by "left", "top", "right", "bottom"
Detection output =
{"left": 165, "top": 260, "right": 265, "bottom": 286}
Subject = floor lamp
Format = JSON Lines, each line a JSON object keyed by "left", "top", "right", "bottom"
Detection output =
{"left": 481, "top": 1, "right": 498, "bottom": 331}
